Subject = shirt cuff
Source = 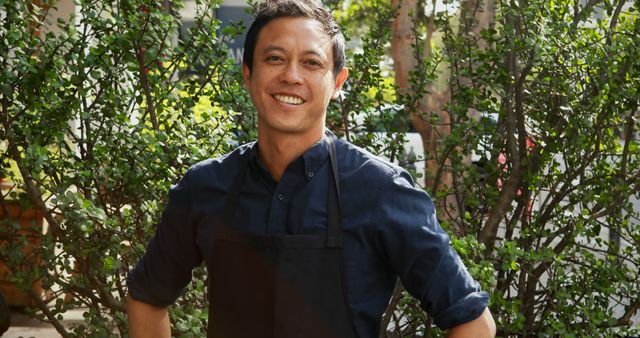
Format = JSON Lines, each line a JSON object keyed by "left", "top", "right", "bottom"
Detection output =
{"left": 127, "top": 261, "right": 185, "bottom": 308}
{"left": 432, "top": 291, "right": 490, "bottom": 329}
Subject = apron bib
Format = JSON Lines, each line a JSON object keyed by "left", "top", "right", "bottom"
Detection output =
{"left": 208, "top": 133, "right": 358, "bottom": 338}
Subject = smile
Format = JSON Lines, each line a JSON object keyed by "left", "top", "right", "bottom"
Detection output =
{"left": 273, "top": 94, "right": 305, "bottom": 105}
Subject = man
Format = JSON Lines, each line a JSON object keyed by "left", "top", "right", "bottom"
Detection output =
{"left": 127, "top": 1, "right": 496, "bottom": 337}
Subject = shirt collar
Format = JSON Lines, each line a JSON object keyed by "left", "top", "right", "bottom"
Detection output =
{"left": 302, "top": 135, "right": 329, "bottom": 179}
{"left": 248, "top": 132, "right": 331, "bottom": 182}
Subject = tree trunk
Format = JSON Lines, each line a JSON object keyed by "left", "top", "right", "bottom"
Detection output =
{"left": 391, "top": 0, "right": 460, "bottom": 228}
{"left": 392, "top": 0, "right": 495, "bottom": 233}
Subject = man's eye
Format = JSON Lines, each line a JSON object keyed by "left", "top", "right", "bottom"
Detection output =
{"left": 265, "top": 55, "right": 283, "bottom": 62}
{"left": 305, "top": 59, "right": 322, "bottom": 67}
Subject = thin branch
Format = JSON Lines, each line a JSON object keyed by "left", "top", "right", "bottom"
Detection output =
{"left": 29, "top": 289, "right": 72, "bottom": 337}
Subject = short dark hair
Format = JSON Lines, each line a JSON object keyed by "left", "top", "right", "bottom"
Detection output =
{"left": 242, "top": 0, "right": 346, "bottom": 77}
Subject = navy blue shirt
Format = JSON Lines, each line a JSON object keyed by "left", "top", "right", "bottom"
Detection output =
{"left": 127, "top": 134, "right": 489, "bottom": 336}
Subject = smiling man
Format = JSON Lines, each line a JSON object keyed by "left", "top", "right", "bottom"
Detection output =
{"left": 126, "top": 1, "right": 496, "bottom": 337}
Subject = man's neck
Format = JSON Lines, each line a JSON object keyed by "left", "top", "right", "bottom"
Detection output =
{"left": 258, "top": 129, "right": 324, "bottom": 182}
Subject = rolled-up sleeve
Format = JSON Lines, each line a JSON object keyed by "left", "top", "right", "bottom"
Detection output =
{"left": 127, "top": 170, "right": 203, "bottom": 307}
{"left": 374, "top": 169, "right": 489, "bottom": 329}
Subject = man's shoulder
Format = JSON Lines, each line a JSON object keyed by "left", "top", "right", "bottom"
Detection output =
{"left": 184, "top": 142, "right": 255, "bottom": 183}
{"left": 334, "top": 138, "right": 423, "bottom": 222}
{"left": 335, "top": 138, "right": 406, "bottom": 182}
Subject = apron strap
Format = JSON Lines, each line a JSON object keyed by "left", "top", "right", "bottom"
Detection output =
{"left": 221, "top": 134, "right": 344, "bottom": 248}
{"left": 325, "top": 131, "right": 343, "bottom": 248}
{"left": 221, "top": 150, "right": 251, "bottom": 230}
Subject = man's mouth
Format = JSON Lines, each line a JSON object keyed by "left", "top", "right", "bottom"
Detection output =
{"left": 273, "top": 94, "right": 305, "bottom": 105}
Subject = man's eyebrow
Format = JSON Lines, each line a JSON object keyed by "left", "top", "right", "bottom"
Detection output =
{"left": 303, "top": 50, "right": 327, "bottom": 60}
{"left": 261, "top": 45, "right": 328, "bottom": 60}
{"left": 262, "top": 45, "right": 286, "bottom": 54}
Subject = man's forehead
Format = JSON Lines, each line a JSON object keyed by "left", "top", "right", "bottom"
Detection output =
{"left": 256, "top": 17, "right": 332, "bottom": 56}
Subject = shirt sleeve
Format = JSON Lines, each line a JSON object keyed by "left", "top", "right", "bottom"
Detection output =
{"left": 127, "top": 170, "right": 203, "bottom": 307}
{"left": 372, "top": 169, "right": 489, "bottom": 329}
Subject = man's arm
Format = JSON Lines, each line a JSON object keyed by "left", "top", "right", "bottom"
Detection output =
{"left": 127, "top": 294, "right": 171, "bottom": 338}
{"left": 447, "top": 308, "right": 496, "bottom": 338}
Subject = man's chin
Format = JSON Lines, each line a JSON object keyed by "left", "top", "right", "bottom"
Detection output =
{"left": 259, "top": 123, "right": 323, "bottom": 138}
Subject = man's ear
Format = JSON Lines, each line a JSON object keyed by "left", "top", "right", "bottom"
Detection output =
{"left": 242, "top": 63, "right": 251, "bottom": 88}
{"left": 331, "top": 67, "right": 349, "bottom": 99}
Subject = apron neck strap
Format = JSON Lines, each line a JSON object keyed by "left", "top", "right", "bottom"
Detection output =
{"left": 222, "top": 132, "right": 344, "bottom": 248}
{"left": 325, "top": 131, "right": 343, "bottom": 248}
{"left": 221, "top": 149, "right": 250, "bottom": 227}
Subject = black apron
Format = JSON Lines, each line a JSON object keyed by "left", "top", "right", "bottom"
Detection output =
{"left": 208, "top": 133, "right": 358, "bottom": 338}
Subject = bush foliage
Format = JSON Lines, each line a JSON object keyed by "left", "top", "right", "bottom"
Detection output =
{"left": 0, "top": 0, "right": 638, "bottom": 336}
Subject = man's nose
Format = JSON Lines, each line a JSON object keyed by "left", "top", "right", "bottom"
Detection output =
{"left": 278, "top": 62, "right": 303, "bottom": 84}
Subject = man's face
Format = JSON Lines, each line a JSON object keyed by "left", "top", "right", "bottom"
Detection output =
{"left": 242, "top": 17, "right": 348, "bottom": 140}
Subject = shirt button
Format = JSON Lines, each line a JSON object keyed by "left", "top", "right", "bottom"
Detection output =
{"left": 307, "top": 171, "right": 314, "bottom": 178}
{"left": 277, "top": 193, "right": 284, "bottom": 201}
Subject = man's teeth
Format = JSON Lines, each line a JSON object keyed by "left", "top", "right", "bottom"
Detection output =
{"left": 274, "top": 94, "right": 304, "bottom": 105}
